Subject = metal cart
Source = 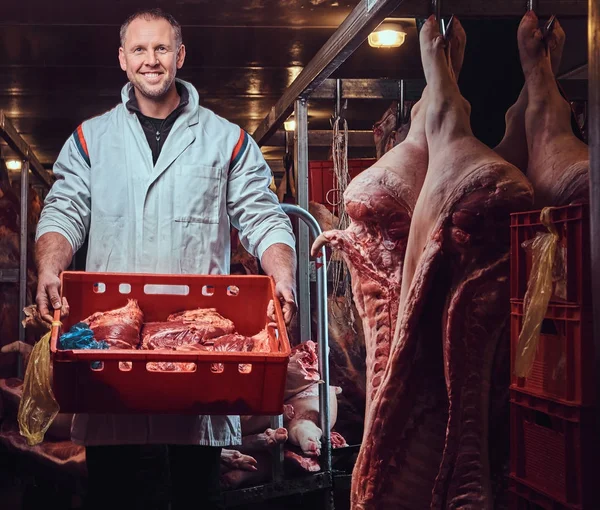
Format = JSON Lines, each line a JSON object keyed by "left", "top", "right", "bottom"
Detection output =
{"left": 223, "top": 204, "right": 336, "bottom": 509}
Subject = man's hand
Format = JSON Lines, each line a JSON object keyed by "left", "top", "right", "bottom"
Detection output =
{"left": 260, "top": 243, "right": 297, "bottom": 326}
{"left": 36, "top": 271, "right": 69, "bottom": 324}
{"left": 275, "top": 279, "right": 297, "bottom": 326}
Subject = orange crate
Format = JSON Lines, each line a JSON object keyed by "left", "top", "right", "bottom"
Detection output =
{"left": 509, "top": 478, "right": 579, "bottom": 510}
{"left": 510, "top": 301, "right": 594, "bottom": 406}
{"left": 510, "top": 392, "right": 596, "bottom": 508}
{"left": 50, "top": 272, "right": 291, "bottom": 415}
{"left": 510, "top": 204, "right": 590, "bottom": 305}
{"left": 309, "top": 159, "right": 376, "bottom": 211}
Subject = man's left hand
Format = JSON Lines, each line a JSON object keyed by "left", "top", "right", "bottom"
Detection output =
{"left": 274, "top": 280, "right": 297, "bottom": 326}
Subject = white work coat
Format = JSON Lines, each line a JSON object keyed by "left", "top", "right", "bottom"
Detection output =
{"left": 36, "top": 79, "right": 295, "bottom": 446}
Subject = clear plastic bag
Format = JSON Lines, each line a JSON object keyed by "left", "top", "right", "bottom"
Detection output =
{"left": 17, "top": 331, "right": 60, "bottom": 446}
{"left": 514, "top": 207, "right": 563, "bottom": 378}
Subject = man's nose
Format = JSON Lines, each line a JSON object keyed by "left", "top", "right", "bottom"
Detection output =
{"left": 144, "top": 51, "right": 159, "bottom": 66}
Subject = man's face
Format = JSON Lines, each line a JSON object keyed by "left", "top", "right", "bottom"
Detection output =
{"left": 118, "top": 17, "right": 185, "bottom": 100}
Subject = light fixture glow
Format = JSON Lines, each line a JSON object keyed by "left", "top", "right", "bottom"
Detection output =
{"left": 5, "top": 159, "right": 22, "bottom": 171}
{"left": 284, "top": 119, "right": 296, "bottom": 132}
{"left": 368, "top": 22, "right": 406, "bottom": 48}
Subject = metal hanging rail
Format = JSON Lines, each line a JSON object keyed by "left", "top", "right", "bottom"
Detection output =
{"left": 251, "top": 0, "right": 406, "bottom": 147}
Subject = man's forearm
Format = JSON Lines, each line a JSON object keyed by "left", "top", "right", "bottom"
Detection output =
{"left": 260, "top": 243, "right": 296, "bottom": 284}
{"left": 35, "top": 232, "right": 74, "bottom": 276}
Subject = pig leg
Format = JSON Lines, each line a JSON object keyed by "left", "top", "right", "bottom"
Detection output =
{"left": 495, "top": 15, "right": 566, "bottom": 172}
{"left": 519, "top": 12, "right": 588, "bottom": 206}
{"left": 240, "top": 428, "right": 288, "bottom": 453}
{"left": 220, "top": 449, "right": 258, "bottom": 472}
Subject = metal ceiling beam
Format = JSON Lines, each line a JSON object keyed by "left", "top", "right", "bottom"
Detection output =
{"left": 396, "top": 0, "right": 586, "bottom": 17}
{"left": 251, "top": 0, "right": 405, "bottom": 146}
{"left": 0, "top": 110, "right": 53, "bottom": 188}
{"left": 310, "top": 78, "right": 425, "bottom": 100}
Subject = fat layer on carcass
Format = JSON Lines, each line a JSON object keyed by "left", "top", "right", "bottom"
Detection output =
{"left": 352, "top": 17, "right": 533, "bottom": 510}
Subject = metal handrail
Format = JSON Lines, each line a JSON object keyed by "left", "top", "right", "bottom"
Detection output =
{"left": 280, "top": 203, "right": 332, "bottom": 475}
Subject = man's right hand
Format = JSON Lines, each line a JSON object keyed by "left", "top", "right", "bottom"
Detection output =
{"left": 36, "top": 271, "right": 69, "bottom": 324}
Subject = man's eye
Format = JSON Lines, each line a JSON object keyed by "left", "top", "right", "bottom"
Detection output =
{"left": 158, "top": 47, "right": 167, "bottom": 53}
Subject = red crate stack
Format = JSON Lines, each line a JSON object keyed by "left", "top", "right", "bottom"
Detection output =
{"left": 309, "top": 159, "right": 376, "bottom": 212}
{"left": 509, "top": 392, "right": 594, "bottom": 508}
{"left": 509, "top": 204, "right": 596, "bottom": 509}
{"left": 510, "top": 302, "right": 594, "bottom": 406}
{"left": 510, "top": 204, "right": 590, "bottom": 305}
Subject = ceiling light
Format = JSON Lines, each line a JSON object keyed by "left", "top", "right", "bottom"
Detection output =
{"left": 5, "top": 159, "right": 22, "bottom": 171}
{"left": 368, "top": 22, "right": 406, "bottom": 48}
{"left": 284, "top": 119, "right": 296, "bottom": 132}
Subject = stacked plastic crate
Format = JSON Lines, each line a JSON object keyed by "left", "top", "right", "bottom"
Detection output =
{"left": 509, "top": 204, "right": 595, "bottom": 509}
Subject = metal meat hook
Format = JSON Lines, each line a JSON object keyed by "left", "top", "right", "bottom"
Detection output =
{"left": 542, "top": 14, "right": 557, "bottom": 53}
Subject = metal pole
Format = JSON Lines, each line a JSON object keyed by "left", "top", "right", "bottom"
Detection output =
{"left": 294, "top": 99, "right": 311, "bottom": 343}
{"left": 18, "top": 160, "right": 29, "bottom": 379}
{"left": 270, "top": 414, "right": 285, "bottom": 482}
{"left": 588, "top": 0, "right": 600, "bottom": 439}
{"left": 335, "top": 79, "right": 342, "bottom": 120}
{"left": 280, "top": 204, "right": 332, "bottom": 477}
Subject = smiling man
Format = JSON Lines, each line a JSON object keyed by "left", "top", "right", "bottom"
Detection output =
{"left": 34, "top": 8, "right": 297, "bottom": 510}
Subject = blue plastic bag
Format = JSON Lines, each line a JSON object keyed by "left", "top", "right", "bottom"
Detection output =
{"left": 59, "top": 323, "right": 109, "bottom": 368}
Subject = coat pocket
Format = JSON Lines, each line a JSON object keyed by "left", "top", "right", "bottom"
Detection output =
{"left": 174, "top": 165, "right": 222, "bottom": 224}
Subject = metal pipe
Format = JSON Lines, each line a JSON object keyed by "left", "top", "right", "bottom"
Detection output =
{"left": 335, "top": 79, "right": 342, "bottom": 119}
{"left": 18, "top": 160, "right": 29, "bottom": 379}
{"left": 399, "top": 79, "right": 406, "bottom": 125}
{"left": 280, "top": 203, "right": 332, "bottom": 477}
{"left": 527, "top": 0, "right": 535, "bottom": 12}
{"left": 270, "top": 414, "right": 285, "bottom": 482}
{"left": 294, "top": 99, "right": 311, "bottom": 343}
{"left": 588, "top": 0, "right": 600, "bottom": 442}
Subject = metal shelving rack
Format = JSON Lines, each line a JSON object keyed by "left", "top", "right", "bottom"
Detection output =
{"left": 0, "top": 111, "right": 54, "bottom": 376}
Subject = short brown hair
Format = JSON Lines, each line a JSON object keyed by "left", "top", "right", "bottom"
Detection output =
{"left": 120, "top": 8, "right": 183, "bottom": 48}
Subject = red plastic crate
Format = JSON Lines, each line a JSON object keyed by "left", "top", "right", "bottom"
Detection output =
{"left": 309, "top": 159, "right": 376, "bottom": 211}
{"left": 50, "top": 272, "right": 291, "bottom": 415}
{"left": 510, "top": 301, "right": 594, "bottom": 406}
{"left": 509, "top": 477, "right": 579, "bottom": 510}
{"left": 510, "top": 204, "right": 590, "bottom": 305}
{"left": 510, "top": 392, "right": 596, "bottom": 508}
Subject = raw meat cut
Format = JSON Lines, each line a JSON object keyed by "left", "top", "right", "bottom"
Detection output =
{"left": 352, "top": 17, "right": 533, "bottom": 510}
{"left": 140, "top": 321, "right": 206, "bottom": 350}
{"left": 517, "top": 13, "right": 589, "bottom": 207}
{"left": 285, "top": 340, "right": 320, "bottom": 399}
{"left": 312, "top": 94, "right": 430, "bottom": 413}
{"left": 312, "top": 26, "right": 468, "bottom": 417}
{"left": 309, "top": 202, "right": 367, "bottom": 445}
{"left": 166, "top": 308, "right": 235, "bottom": 341}
{"left": 83, "top": 299, "right": 143, "bottom": 349}
{"left": 284, "top": 449, "right": 321, "bottom": 473}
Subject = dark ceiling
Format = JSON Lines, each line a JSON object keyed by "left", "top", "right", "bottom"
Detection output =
{"left": 0, "top": 0, "right": 589, "bottom": 180}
